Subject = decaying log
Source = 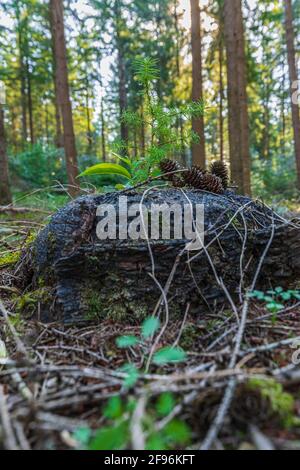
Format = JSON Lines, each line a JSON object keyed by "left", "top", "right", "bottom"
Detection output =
{"left": 23, "top": 189, "right": 300, "bottom": 324}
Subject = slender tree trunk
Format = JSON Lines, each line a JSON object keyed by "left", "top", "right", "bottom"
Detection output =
{"left": 117, "top": 41, "right": 128, "bottom": 153}
{"left": 49, "top": 8, "right": 63, "bottom": 148}
{"left": 284, "top": 0, "right": 300, "bottom": 187}
{"left": 85, "top": 77, "right": 92, "bottom": 153}
{"left": 223, "top": 0, "right": 251, "bottom": 195}
{"left": 50, "top": 0, "right": 79, "bottom": 196}
{"left": 26, "top": 57, "right": 35, "bottom": 145}
{"left": 281, "top": 62, "right": 286, "bottom": 157}
{"left": 115, "top": 1, "right": 128, "bottom": 155}
{"left": 174, "top": 0, "right": 186, "bottom": 165}
{"left": 100, "top": 97, "right": 106, "bottom": 162}
{"left": 219, "top": 34, "right": 224, "bottom": 162}
{"left": 0, "top": 105, "right": 12, "bottom": 205}
{"left": 190, "top": 0, "right": 206, "bottom": 168}
{"left": 17, "top": 23, "right": 28, "bottom": 145}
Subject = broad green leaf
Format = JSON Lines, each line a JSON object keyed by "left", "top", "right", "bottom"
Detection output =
{"left": 156, "top": 392, "right": 175, "bottom": 417}
{"left": 78, "top": 163, "right": 131, "bottom": 179}
{"left": 142, "top": 316, "right": 160, "bottom": 339}
{"left": 146, "top": 434, "right": 167, "bottom": 451}
{"left": 153, "top": 347, "right": 186, "bottom": 365}
{"left": 162, "top": 419, "right": 191, "bottom": 445}
{"left": 89, "top": 422, "right": 128, "bottom": 450}
{"left": 104, "top": 396, "right": 123, "bottom": 420}
{"left": 116, "top": 335, "right": 139, "bottom": 348}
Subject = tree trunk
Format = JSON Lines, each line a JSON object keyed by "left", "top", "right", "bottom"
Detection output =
{"left": 0, "top": 105, "right": 12, "bottom": 205}
{"left": 117, "top": 42, "right": 128, "bottom": 154}
{"left": 223, "top": 0, "right": 251, "bottom": 195}
{"left": 115, "top": 1, "right": 128, "bottom": 155}
{"left": 284, "top": 0, "right": 300, "bottom": 187}
{"left": 174, "top": 0, "right": 186, "bottom": 165}
{"left": 49, "top": 0, "right": 79, "bottom": 196}
{"left": 17, "top": 15, "right": 28, "bottom": 146}
{"left": 49, "top": 8, "right": 64, "bottom": 149}
{"left": 219, "top": 33, "right": 224, "bottom": 162}
{"left": 100, "top": 97, "right": 106, "bottom": 162}
{"left": 85, "top": 77, "right": 93, "bottom": 153}
{"left": 190, "top": 0, "right": 206, "bottom": 168}
{"left": 26, "top": 57, "right": 35, "bottom": 145}
{"left": 29, "top": 190, "right": 300, "bottom": 324}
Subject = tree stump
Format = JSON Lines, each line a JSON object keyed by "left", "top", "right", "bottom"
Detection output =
{"left": 25, "top": 189, "right": 300, "bottom": 324}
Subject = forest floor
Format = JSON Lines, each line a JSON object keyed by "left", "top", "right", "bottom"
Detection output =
{"left": 0, "top": 192, "right": 300, "bottom": 450}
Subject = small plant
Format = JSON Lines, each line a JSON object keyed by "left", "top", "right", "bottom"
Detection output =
{"left": 115, "top": 315, "right": 186, "bottom": 388}
{"left": 79, "top": 58, "right": 204, "bottom": 189}
{"left": 73, "top": 393, "right": 191, "bottom": 450}
{"left": 247, "top": 287, "right": 300, "bottom": 322}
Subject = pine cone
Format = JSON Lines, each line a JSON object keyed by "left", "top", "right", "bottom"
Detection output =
{"left": 184, "top": 167, "right": 224, "bottom": 194}
{"left": 183, "top": 165, "right": 206, "bottom": 188}
{"left": 210, "top": 161, "right": 229, "bottom": 189}
{"left": 159, "top": 159, "right": 184, "bottom": 187}
{"left": 200, "top": 173, "right": 224, "bottom": 194}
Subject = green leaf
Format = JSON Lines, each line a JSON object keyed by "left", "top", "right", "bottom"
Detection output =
{"left": 120, "top": 363, "right": 140, "bottom": 388}
{"left": 104, "top": 396, "right": 123, "bottom": 420}
{"left": 275, "top": 287, "right": 284, "bottom": 294}
{"left": 162, "top": 419, "right": 191, "bottom": 446}
{"left": 280, "top": 292, "right": 291, "bottom": 301}
{"left": 146, "top": 434, "right": 167, "bottom": 451}
{"left": 266, "top": 302, "right": 284, "bottom": 313}
{"left": 78, "top": 163, "right": 131, "bottom": 179}
{"left": 153, "top": 347, "right": 186, "bottom": 365}
{"left": 115, "top": 183, "right": 126, "bottom": 190}
{"left": 111, "top": 152, "right": 132, "bottom": 167}
{"left": 142, "top": 316, "right": 160, "bottom": 339}
{"left": 156, "top": 392, "right": 175, "bottom": 417}
{"left": 116, "top": 335, "right": 139, "bottom": 348}
{"left": 89, "top": 422, "right": 128, "bottom": 450}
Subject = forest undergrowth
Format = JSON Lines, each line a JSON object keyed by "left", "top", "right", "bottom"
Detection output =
{"left": 0, "top": 191, "right": 300, "bottom": 450}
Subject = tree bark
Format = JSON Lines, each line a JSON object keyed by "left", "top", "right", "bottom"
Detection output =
{"left": 29, "top": 190, "right": 300, "bottom": 324}
{"left": 115, "top": 1, "right": 128, "bottom": 155}
{"left": 190, "top": 0, "right": 206, "bottom": 168}
{"left": 223, "top": 0, "right": 251, "bottom": 195}
{"left": 219, "top": 30, "right": 224, "bottom": 162}
{"left": 100, "top": 97, "right": 106, "bottom": 162}
{"left": 0, "top": 105, "right": 12, "bottom": 205}
{"left": 49, "top": 0, "right": 79, "bottom": 196}
{"left": 284, "top": 0, "right": 300, "bottom": 187}
{"left": 174, "top": 0, "right": 186, "bottom": 165}
{"left": 16, "top": 4, "right": 28, "bottom": 146}
{"left": 49, "top": 8, "right": 64, "bottom": 148}
{"left": 26, "top": 57, "right": 35, "bottom": 145}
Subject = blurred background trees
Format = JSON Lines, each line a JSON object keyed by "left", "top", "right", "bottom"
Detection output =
{"left": 0, "top": 0, "right": 299, "bottom": 203}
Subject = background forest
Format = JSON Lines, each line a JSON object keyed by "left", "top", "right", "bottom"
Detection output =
{"left": 0, "top": 0, "right": 299, "bottom": 210}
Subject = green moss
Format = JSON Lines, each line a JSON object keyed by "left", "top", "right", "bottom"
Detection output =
{"left": 84, "top": 290, "right": 104, "bottom": 320}
{"left": 82, "top": 284, "right": 149, "bottom": 323}
{"left": 0, "top": 230, "right": 38, "bottom": 269}
{"left": 15, "top": 288, "right": 52, "bottom": 318}
{"left": 248, "top": 378, "right": 299, "bottom": 427}
{"left": 0, "top": 250, "right": 21, "bottom": 268}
